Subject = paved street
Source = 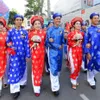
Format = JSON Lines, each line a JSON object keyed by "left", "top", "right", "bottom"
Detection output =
{"left": 1, "top": 60, "right": 100, "bottom": 100}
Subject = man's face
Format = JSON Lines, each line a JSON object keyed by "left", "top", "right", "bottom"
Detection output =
{"left": 82, "top": 25, "right": 87, "bottom": 31}
{"left": 14, "top": 18, "right": 23, "bottom": 27}
{"left": 53, "top": 17, "right": 61, "bottom": 26}
{"left": 48, "top": 23, "right": 53, "bottom": 28}
{"left": 91, "top": 16, "right": 99, "bottom": 25}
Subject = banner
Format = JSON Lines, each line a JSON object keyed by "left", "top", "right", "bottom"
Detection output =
{"left": 54, "top": 0, "right": 81, "bottom": 14}
{"left": 0, "top": 0, "right": 9, "bottom": 21}
{"left": 93, "top": 0, "right": 100, "bottom": 5}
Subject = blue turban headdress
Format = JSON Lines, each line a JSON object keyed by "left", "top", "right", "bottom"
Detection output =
{"left": 14, "top": 14, "right": 24, "bottom": 21}
{"left": 53, "top": 13, "right": 62, "bottom": 19}
{"left": 90, "top": 13, "right": 99, "bottom": 19}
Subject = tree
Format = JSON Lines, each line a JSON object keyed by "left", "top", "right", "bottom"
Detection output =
{"left": 8, "top": 9, "right": 18, "bottom": 25}
{"left": 24, "top": 0, "right": 45, "bottom": 18}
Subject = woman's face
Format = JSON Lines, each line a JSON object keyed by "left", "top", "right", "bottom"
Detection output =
{"left": 74, "top": 21, "right": 81, "bottom": 30}
{"left": 32, "top": 20, "right": 42, "bottom": 30}
{"left": 0, "top": 22, "right": 4, "bottom": 31}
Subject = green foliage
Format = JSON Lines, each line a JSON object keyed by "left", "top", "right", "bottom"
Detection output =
{"left": 8, "top": 9, "right": 18, "bottom": 25}
{"left": 24, "top": 0, "right": 44, "bottom": 18}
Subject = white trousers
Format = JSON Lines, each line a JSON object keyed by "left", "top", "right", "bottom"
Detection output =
{"left": 70, "top": 76, "right": 79, "bottom": 85}
{"left": 32, "top": 73, "right": 40, "bottom": 93}
{"left": 87, "top": 70, "right": 98, "bottom": 86}
{"left": 81, "top": 60, "right": 87, "bottom": 71}
{"left": 10, "top": 67, "right": 27, "bottom": 93}
{"left": 45, "top": 48, "right": 50, "bottom": 73}
{"left": 71, "top": 79, "right": 77, "bottom": 85}
{"left": 50, "top": 71, "right": 60, "bottom": 92}
{"left": 0, "top": 80, "right": 2, "bottom": 91}
{"left": 20, "top": 67, "right": 27, "bottom": 86}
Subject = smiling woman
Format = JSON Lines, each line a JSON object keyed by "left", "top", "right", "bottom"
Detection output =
{"left": 3, "top": 0, "right": 26, "bottom": 15}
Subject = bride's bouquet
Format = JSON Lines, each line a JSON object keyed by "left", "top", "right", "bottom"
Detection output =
{"left": 72, "top": 32, "right": 83, "bottom": 46}
{"left": 75, "top": 33, "right": 83, "bottom": 40}
{"left": 31, "top": 35, "right": 41, "bottom": 49}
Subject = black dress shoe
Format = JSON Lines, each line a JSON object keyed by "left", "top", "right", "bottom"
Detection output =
{"left": 53, "top": 91, "right": 59, "bottom": 96}
{"left": 12, "top": 92, "right": 20, "bottom": 99}
{"left": 20, "top": 85, "right": 26, "bottom": 89}
{"left": 83, "top": 70, "right": 87, "bottom": 73}
{"left": 46, "top": 71, "right": 50, "bottom": 75}
{"left": 90, "top": 85, "right": 96, "bottom": 90}
{"left": 94, "top": 77, "right": 97, "bottom": 82}
{"left": 3, "top": 84, "right": 8, "bottom": 89}
{"left": 0, "top": 90, "right": 1, "bottom": 97}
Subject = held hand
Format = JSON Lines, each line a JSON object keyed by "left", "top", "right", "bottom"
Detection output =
{"left": 76, "top": 40, "right": 82, "bottom": 46}
{"left": 64, "top": 33, "right": 68, "bottom": 39}
{"left": 26, "top": 58, "right": 31, "bottom": 62}
{"left": 7, "top": 42, "right": 12, "bottom": 47}
{"left": 7, "top": 48, "right": 16, "bottom": 55}
{"left": 49, "top": 38, "right": 54, "bottom": 42}
{"left": 72, "top": 35, "right": 77, "bottom": 40}
{"left": 59, "top": 45, "right": 63, "bottom": 50}
{"left": 86, "top": 53, "right": 91, "bottom": 60}
{"left": 33, "top": 43, "right": 39, "bottom": 48}
{"left": 30, "top": 43, "right": 38, "bottom": 49}
{"left": 86, "top": 43, "right": 91, "bottom": 48}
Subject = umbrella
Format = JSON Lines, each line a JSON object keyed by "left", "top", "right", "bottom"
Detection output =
{"left": 0, "top": 0, "right": 9, "bottom": 14}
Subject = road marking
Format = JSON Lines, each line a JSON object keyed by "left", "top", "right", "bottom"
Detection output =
{"left": 80, "top": 94, "right": 89, "bottom": 100}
